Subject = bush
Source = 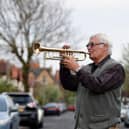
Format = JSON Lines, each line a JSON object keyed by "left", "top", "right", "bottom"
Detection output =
{"left": 34, "top": 84, "right": 63, "bottom": 105}
{"left": 63, "top": 90, "right": 76, "bottom": 105}
{"left": 0, "top": 80, "right": 19, "bottom": 93}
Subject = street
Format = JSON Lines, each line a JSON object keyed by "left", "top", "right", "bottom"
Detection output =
{"left": 20, "top": 111, "right": 129, "bottom": 129}
{"left": 43, "top": 111, "right": 75, "bottom": 129}
{"left": 20, "top": 111, "right": 75, "bottom": 129}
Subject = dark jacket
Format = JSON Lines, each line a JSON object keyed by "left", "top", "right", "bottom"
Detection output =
{"left": 60, "top": 57, "right": 125, "bottom": 129}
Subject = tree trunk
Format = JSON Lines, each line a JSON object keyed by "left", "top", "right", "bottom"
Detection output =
{"left": 22, "top": 64, "right": 30, "bottom": 92}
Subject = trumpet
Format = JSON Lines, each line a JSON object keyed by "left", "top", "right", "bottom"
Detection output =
{"left": 33, "top": 43, "right": 88, "bottom": 61}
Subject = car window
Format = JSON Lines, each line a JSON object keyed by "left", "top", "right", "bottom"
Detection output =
{"left": 44, "top": 103, "right": 57, "bottom": 108}
{"left": 0, "top": 98, "right": 7, "bottom": 111}
{"left": 7, "top": 96, "right": 16, "bottom": 108}
{"left": 9, "top": 95, "right": 33, "bottom": 105}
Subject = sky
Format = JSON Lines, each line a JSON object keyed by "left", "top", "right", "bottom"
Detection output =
{"left": 2, "top": 0, "right": 129, "bottom": 73}
{"left": 63, "top": 0, "right": 129, "bottom": 60}
{"left": 44, "top": 0, "right": 129, "bottom": 73}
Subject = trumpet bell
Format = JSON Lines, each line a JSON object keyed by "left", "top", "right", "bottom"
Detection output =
{"left": 33, "top": 43, "right": 41, "bottom": 54}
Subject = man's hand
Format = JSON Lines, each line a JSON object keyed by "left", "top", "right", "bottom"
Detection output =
{"left": 60, "top": 44, "right": 72, "bottom": 57}
{"left": 60, "top": 44, "right": 71, "bottom": 64}
{"left": 61, "top": 54, "right": 80, "bottom": 72}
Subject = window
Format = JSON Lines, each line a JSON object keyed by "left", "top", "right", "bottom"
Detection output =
{"left": 0, "top": 98, "right": 7, "bottom": 111}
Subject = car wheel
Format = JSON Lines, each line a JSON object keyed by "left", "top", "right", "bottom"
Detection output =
{"left": 10, "top": 124, "right": 13, "bottom": 129}
{"left": 39, "top": 120, "right": 44, "bottom": 128}
{"left": 57, "top": 111, "right": 60, "bottom": 116}
{"left": 39, "top": 115, "right": 44, "bottom": 128}
{"left": 124, "top": 123, "right": 129, "bottom": 127}
{"left": 30, "top": 122, "right": 38, "bottom": 129}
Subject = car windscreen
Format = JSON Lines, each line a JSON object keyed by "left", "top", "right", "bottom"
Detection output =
{"left": 8, "top": 95, "right": 33, "bottom": 105}
{"left": 0, "top": 98, "right": 7, "bottom": 111}
{"left": 44, "top": 103, "right": 58, "bottom": 108}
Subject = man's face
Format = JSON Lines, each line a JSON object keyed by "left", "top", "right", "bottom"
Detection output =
{"left": 86, "top": 36, "right": 108, "bottom": 62}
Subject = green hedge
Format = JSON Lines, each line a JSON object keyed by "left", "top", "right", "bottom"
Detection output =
{"left": 0, "top": 80, "right": 18, "bottom": 93}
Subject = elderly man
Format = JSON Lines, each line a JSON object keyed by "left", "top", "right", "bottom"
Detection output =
{"left": 60, "top": 33, "right": 125, "bottom": 129}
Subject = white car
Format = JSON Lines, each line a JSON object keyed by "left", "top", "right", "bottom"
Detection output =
{"left": 121, "top": 104, "right": 129, "bottom": 121}
{"left": 124, "top": 109, "right": 129, "bottom": 127}
{"left": 0, "top": 94, "right": 20, "bottom": 129}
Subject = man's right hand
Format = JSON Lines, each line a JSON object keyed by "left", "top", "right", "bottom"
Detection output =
{"left": 62, "top": 44, "right": 71, "bottom": 49}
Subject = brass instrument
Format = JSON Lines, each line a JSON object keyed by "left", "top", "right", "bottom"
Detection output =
{"left": 33, "top": 43, "right": 88, "bottom": 61}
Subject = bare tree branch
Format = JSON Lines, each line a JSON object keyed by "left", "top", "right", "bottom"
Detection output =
{"left": 0, "top": 0, "right": 73, "bottom": 91}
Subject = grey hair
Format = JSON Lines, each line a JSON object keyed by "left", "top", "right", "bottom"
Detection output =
{"left": 90, "top": 33, "right": 112, "bottom": 55}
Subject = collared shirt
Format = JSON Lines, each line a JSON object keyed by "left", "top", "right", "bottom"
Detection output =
{"left": 91, "top": 55, "right": 110, "bottom": 73}
{"left": 60, "top": 55, "right": 125, "bottom": 93}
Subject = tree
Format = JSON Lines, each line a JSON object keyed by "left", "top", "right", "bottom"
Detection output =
{"left": 63, "top": 90, "right": 76, "bottom": 105}
{"left": 34, "top": 84, "right": 62, "bottom": 105}
{"left": 0, "top": 0, "right": 73, "bottom": 91}
{"left": 121, "top": 44, "right": 129, "bottom": 95}
{"left": 0, "top": 79, "right": 19, "bottom": 93}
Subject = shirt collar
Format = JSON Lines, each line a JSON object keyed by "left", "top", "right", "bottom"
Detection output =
{"left": 94, "top": 55, "right": 111, "bottom": 67}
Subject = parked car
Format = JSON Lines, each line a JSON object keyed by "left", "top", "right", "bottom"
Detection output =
{"left": 67, "top": 105, "right": 76, "bottom": 112}
{"left": 121, "top": 104, "right": 129, "bottom": 121}
{"left": 43, "top": 102, "right": 67, "bottom": 116}
{"left": 124, "top": 109, "right": 129, "bottom": 127}
{"left": 3, "top": 92, "right": 44, "bottom": 129}
{"left": 58, "top": 102, "right": 67, "bottom": 112}
{"left": 0, "top": 94, "right": 20, "bottom": 129}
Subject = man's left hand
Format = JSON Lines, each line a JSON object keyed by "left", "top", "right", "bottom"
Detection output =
{"left": 61, "top": 54, "right": 80, "bottom": 72}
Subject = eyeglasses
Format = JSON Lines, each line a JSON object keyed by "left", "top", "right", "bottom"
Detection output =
{"left": 86, "top": 42, "right": 104, "bottom": 48}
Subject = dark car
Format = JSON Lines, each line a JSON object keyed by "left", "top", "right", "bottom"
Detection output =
{"left": 3, "top": 92, "right": 44, "bottom": 129}
{"left": 43, "top": 102, "right": 67, "bottom": 116}
{"left": 0, "top": 94, "right": 20, "bottom": 129}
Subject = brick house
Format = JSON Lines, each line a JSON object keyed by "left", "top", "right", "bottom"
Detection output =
{"left": 11, "top": 65, "right": 22, "bottom": 81}
{"left": 0, "top": 59, "right": 58, "bottom": 89}
{"left": 0, "top": 59, "right": 8, "bottom": 76}
{"left": 29, "top": 67, "right": 56, "bottom": 87}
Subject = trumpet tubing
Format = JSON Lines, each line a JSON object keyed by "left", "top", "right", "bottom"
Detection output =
{"left": 33, "top": 43, "right": 88, "bottom": 61}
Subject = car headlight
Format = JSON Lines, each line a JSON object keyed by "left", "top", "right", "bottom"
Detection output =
{"left": 0, "top": 119, "right": 10, "bottom": 125}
